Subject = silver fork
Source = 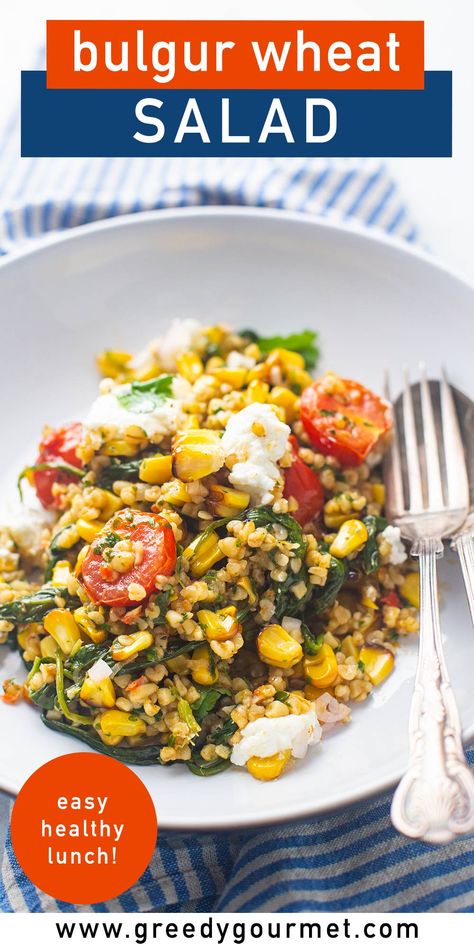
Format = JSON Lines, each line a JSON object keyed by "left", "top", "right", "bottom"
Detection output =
{"left": 384, "top": 366, "right": 474, "bottom": 844}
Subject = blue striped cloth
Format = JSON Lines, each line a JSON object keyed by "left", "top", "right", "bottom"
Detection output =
{"left": 2, "top": 137, "right": 474, "bottom": 913}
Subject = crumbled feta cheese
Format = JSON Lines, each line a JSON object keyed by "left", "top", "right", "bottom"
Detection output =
{"left": 2, "top": 505, "right": 49, "bottom": 564}
{"left": 221, "top": 404, "right": 290, "bottom": 505}
{"left": 381, "top": 525, "right": 407, "bottom": 565}
{"left": 88, "top": 659, "right": 114, "bottom": 683}
{"left": 85, "top": 376, "right": 192, "bottom": 439}
{"left": 131, "top": 319, "right": 203, "bottom": 373}
{"left": 227, "top": 350, "right": 256, "bottom": 370}
{"left": 230, "top": 710, "right": 321, "bottom": 766}
{"left": 366, "top": 449, "right": 384, "bottom": 468}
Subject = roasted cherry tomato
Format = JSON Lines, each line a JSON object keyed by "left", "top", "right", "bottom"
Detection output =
{"left": 81, "top": 509, "right": 176, "bottom": 607}
{"left": 33, "top": 422, "right": 83, "bottom": 509}
{"left": 300, "top": 374, "right": 391, "bottom": 467}
{"left": 283, "top": 436, "right": 325, "bottom": 525}
{"left": 381, "top": 591, "right": 401, "bottom": 608}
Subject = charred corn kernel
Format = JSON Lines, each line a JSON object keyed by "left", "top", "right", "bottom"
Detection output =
{"left": 44, "top": 609, "right": 81, "bottom": 655}
{"left": 247, "top": 379, "right": 269, "bottom": 403}
{"left": 139, "top": 454, "right": 172, "bottom": 485}
{"left": 50, "top": 559, "right": 72, "bottom": 587}
{"left": 175, "top": 351, "right": 204, "bottom": 382}
{"left": 372, "top": 483, "right": 385, "bottom": 505}
{"left": 359, "top": 645, "right": 394, "bottom": 685}
{"left": 247, "top": 750, "right": 291, "bottom": 781}
{"left": 257, "top": 625, "right": 303, "bottom": 669}
{"left": 75, "top": 543, "right": 89, "bottom": 575}
{"left": 210, "top": 366, "right": 248, "bottom": 389}
{"left": 197, "top": 608, "right": 241, "bottom": 642}
{"left": 103, "top": 439, "right": 139, "bottom": 457}
{"left": 267, "top": 348, "right": 306, "bottom": 371}
{"left": 99, "top": 490, "right": 124, "bottom": 519}
{"left": 247, "top": 363, "right": 270, "bottom": 383}
{"left": 268, "top": 386, "right": 299, "bottom": 422}
{"left": 98, "top": 710, "right": 146, "bottom": 738}
{"left": 324, "top": 510, "right": 354, "bottom": 529}
{"left": 98, "top": 731, "right": 123, "bottom": 747}
{"left": 237, "top": 576, "right": 258, "bottom": 606}
{"left": 304, "top": 683, "right": 327, "bottom": 701}
{"left": 173, "top": 429, "right": 225, "bottom": 482}
{"left": 361, "top": 595, "right": 378, "bottom": 611}
{"left": 400, "top": 572, "right": 420, "bottom": 609}
{"left": 17, "top": 623, "right": 43, "bottom": 650}
{"left": 96, "top": 349, "right": 131, "bottom": 379}
{"left": 160, "top": 479, "right": 191, "bottom": 506}
{"left": 75, "top": 519, "right": 101, "bottom": 544}
{"left": 329, "top": 519, "right": 368, "bottom": 558}
{"left": 40, "top": 635, "right": 59, "bottom": 658}
{"left": 183, "top": 531, "right": 223, "bottom": 578}
{"left": 288, "top": 367, "right": 313, "bottom": 390}
{"left": 341, "top": 635, "right": 359, "bottom": 660}
{"left": 111, "top": 630, "right": 153, "bottom": 662}
{"left": 80, "top": 676, "right": 116, "bottom": 708}
{"left": 209, "top": 484, "right": 250, "bottom": 517}
{"left": 304, "top": 644, "right": 338, "bottom": 688}
{"left": 191, "top": 645, "right": 218, "bottom": 685}
{"left": 73, "top": 607, "right": 107, "bottom": 644}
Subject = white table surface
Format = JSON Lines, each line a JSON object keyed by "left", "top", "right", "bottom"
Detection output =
{"left": 1, "top": 0, "right": 472, "bottom": 283}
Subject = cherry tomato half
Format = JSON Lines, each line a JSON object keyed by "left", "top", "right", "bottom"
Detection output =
{"left": 81, "top": 509, "right": 176, "bottom": 607}
{"left": 283, "top": 436, "right": 325, "bottom": 526}
{"left": 300, "top": 374, "right": 391, "bottom": 467}
{"left": 33, "top": 422, "right": 83, "bottom": 509}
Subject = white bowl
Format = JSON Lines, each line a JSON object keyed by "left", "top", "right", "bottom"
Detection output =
{"left": 1, "top": 207, "right": 473, "bottom": 831}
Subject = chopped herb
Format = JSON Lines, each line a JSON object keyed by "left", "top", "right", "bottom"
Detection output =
{"left": 117, "top": 374, "right": 174, "bottom": 413}
{"left": 274, "top": 690, "right": 290, "bottom": 703}
{"left": 358, "top": 660, "right": 366, "bottom": 672}
{"left": 241, "top": 329, "right": 319, "bottom": 370}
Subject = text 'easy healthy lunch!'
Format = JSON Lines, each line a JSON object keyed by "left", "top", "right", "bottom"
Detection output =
{"left": 0, "top": 322, "right": 419, "bottom": 781}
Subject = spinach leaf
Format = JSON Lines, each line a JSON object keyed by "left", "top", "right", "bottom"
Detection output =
{"left": 302, "top": 624, "right": 324, "bottom": 656}
{"left": 30, "top": 682, "right": 57, "bottom": 710}
{"left": 95, "top": 458, "right": 142, "bottom": 489}
{"left": 117, "top": 374, "right": 174, "bottom": 413}
{"left": 207, "top": 717, "right": 237, "bottom": 745}
{"left": 117, "top": 647, "right": 161, "bottom": 676}
{"left": 0, "top": 585, "right": 71, "bottom": 625}
{"left": 68, "top": 644, "right": 110, "bottom": 675}
{"left": 186, "top": 757, "right": 232, "bottom": 777}
{"left": 191, "top": 686, "right": 231, "bottom": 723}
{"left": 312, "top": 556, "right": 347, "bottom": 615}
{"left": 162, "top": 640, "right": 202, "bottom": 662}
{"left": 241, "top": 329, "right": 319, "bottom": 370}
{"left": 242, "top": 507, "right": 310, "bottom": 619}
{"left": 361, "top": 515, "right": 388, "bottom": 575}
{"left": 41, "top": 714, "right": 164, "bottom": 765}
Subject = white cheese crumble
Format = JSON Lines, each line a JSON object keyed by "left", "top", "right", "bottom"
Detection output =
{"left": 226, "top": 350, "right": 256, "bottom": 370}
{"left": 221, "top": 403, "right": 290, "bottom": 505}
{"left": 380, "top": 525, "right": 407, "bottom": 565}
{"left": 88, "top": 659, "right": 114, "bottom": 683}
{"left": 2, "top": 505, "right": 49, "bottom": 564}
{"left": 131, "top": 319, "right": 203, "bottom": 373}
{"left": 85, "top": 376, "right": 192, "bottom": 439}
{"left": 230, "top": 710, "right": 321, "bottom": 767}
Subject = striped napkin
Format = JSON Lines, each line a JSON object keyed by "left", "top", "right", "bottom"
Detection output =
{"left": 1, "top": 140, "right": 474, "bottom": 914}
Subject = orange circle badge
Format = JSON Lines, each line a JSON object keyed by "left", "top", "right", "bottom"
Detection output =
{"left": 11, "top": 752, "right": 157, "bottom": 904}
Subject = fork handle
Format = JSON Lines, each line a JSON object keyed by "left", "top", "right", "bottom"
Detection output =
{"left": 453, "top": 531, "right": 474, "bottom": 627}
{"left": 391, "top": 537, "right": 474, "bottom": 844}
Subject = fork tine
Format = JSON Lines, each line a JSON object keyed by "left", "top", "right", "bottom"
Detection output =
{"left": 402, "top": 367, "right": 424, "bottom": 512}
{"left": 383, "top": 371, "right": 405, "bottom": 518}
{"left": 440, "top": 368, "right": 469, "bottom": 510}
{"left": 419, "top": 362, "right": 444, "bottom": 510}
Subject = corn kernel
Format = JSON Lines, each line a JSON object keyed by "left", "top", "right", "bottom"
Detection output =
{"left": 44, "top": 609, "right": 81, "bottom": 655}
{"left": 173, "top": 429, "right": 225, "bottom": 482}
{"left": 51, "top": 560, "right": 72, "bottom": 587}
{"left": 247, "top": 379, "right": 269, "bottom": 403}
{"left": 40, "top": 634, "right": 59, "bottom": 658}
{"left": 76, "top": 518, "right": 102, "bottom": 543}
{"left": 17, "top": 622, "right": 43, "bottom": 651}
{"left": 304, "top": 644, "right": 338, "bottom": 688}
{"left": 111, "top": 630, "right": 153, "bottom": 662}
{"left": 176, "top": 351, "right": 204, "bottom": 383}
{"left": 268, "top": 386, "right": 299, "bottom": 422}
{"left": 208, "top": 484, "right": 250, "bottom": 518}
{"left": 267, "top": 348, "right": 306, "bottom": 371}
{"left": 237, "top": 576, "right": 257, "bottom": 606}
{"left": 139, "top": 454, "right": 173, "bottom": 485}
{"left": 191, "top": 645, "right": 218, "bottom": 685}
{"left": 74, "top": 607, "right": 107, "bottom": 644}
{"left": 80, "top": 676, "right": 116, "bottom": 708}
{"left": 359, "top": 645, "right": 394, "bottom": 685}
{"left": 98, "top": 709, "right": 146, "bottom": 738}
{"left": 103, "top": 440, "right": 140, "bottom": 457}
{"left": 257, "top": 624, "right": 303, "bottom": 669}
{"left": 197, "top": 608, "right": 241, "bottom": 642}
{"left": 183, "top": 531, "right": 223, "bottom": 578}
{"left": 160, "top": 479, "right": 191, "bottom": 506}
{"left": 341, "top": 635, "right": 359, "bottom": 660}
{"left": 400, "top": 572, "right": 420, "bottom": 609}
{"left": 96, "top": 350, "right": 131, "bottom": 379}
{"left": 210, "top": 366, "right": 248, "bottom": 389}
{"left": 75, "top": 544, "right": 90, "bottom": 576}
{"left": 99, "top": 490, "right": 124, "bottom": 519}
{"left": 247, "top": 750, "right": 291, "bottom": 781}
{"left": 329, "top": 519, "right": 368, "bottom": 558}
{"left": 372, "top": 483, "right": 385, "bottom": 505}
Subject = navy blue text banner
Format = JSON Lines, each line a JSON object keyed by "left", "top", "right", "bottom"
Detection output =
{"left": 21, "top": 70, "right": 451, "bottom": 158}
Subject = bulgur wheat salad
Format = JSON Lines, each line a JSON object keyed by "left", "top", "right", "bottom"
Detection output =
{"left": 0, "top": 321, "right": 419, "bottom": 781}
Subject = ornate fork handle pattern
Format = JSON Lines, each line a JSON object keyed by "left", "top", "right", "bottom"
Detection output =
{"left": 453, "top": 531, "right": 474, "bottom": 627}
{"left": 391, "top": 537, "right": 474, "bottom": 844}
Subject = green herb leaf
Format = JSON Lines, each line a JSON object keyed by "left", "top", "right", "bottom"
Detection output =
{"left": 361, "top": 514, "right": 388, "bottom": 575}
{"left": 191, "top": 685, "right": 231, "bottom": 722}
{"left": 302, "top": 624, "right": 324, "bottom": 656}
{"left": 207, "top": 717, "right": 238, "bottom": 745}
{"left": 313, "top": 556, "right": 347, "bottom": 615}
{"left": 96, "top": 458, "right": 142, "bottom": 489}
{"left": 241, "top": 329, "right": 319, "bottom": 370}
{"left": 0, "top": 585, "right": 72, "bottom": 625}
{"left": 117, "top": 374, "right": 174, "bottom": 413}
